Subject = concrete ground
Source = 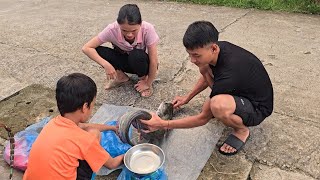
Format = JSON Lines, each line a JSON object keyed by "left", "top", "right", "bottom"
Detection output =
{"left": 0, "top": 0, "right": 319, "bottom": 179}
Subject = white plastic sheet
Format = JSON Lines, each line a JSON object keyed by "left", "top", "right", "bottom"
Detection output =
{"left": 90, "top": 104, "right": 224, "bottom": 180}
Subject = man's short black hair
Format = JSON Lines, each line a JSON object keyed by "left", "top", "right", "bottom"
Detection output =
{"left": 56, "top": 73, "right": 97, "bottom": 116}
{"left": 117, "top": 4, "right": 142, "bottom": 25}
{"left": 183, "top": 21, "right": 219, "bottom": 50}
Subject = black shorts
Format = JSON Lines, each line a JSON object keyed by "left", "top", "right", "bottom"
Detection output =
{"left": 96, "top": 46, "right": 150, "bottom": 77}
{"left": 76, "top": 160, "right": 93, "bottom": 180}
{"left": 233, "top": 96, "right": 266, "bottom": 127}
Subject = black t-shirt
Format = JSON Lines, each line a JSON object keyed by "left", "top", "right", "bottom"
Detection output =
{"left": 209, "top": 41, "right": 273, "bottom": 118}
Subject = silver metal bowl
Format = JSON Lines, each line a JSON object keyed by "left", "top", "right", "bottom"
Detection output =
{"left": 124, "top": 143, "right": 165, "bottom": 175}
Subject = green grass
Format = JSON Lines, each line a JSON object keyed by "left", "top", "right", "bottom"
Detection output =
{"left": 171, "top": 0, "right": 320, "bottom": 14}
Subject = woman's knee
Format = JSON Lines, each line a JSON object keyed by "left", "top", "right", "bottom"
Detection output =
{"left": 95, "top": 46, "right": 116, "bottom": 61}
{"left": 128, "top": 49, "right": 149, "bottom": 76}
{"left": 95, "top": 46, "right": 105, "bottom": 55}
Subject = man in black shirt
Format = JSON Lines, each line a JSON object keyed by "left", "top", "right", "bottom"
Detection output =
{"left": 141, "top": 21, "right": 273, "bottom": 156}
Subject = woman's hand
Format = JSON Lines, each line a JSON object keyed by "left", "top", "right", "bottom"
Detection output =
{"left": 104, "top": 64, "right": 117, "bottom": 80}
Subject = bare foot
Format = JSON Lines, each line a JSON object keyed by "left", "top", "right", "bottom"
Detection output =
{"left": 105, "top": 71, "right": 129, "bottom": 89}
{"left": 140, "top": 88, "right": 153, "bottom": 97}
{"left": 105, "top": 77, "right": 129, "bottom": 89}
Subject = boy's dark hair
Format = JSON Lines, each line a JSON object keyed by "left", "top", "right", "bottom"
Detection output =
{"left": 117, "top": 4, "right": 142, "bottom": 25}
{"left": 56, "top": 73, "right": 97, "bottom": 116}
{"left": 183, "top": 21, "right": 219, "bottom": 50}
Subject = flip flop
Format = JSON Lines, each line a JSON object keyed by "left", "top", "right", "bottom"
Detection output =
{"left": 218, "top": 133, "right": 250, "bottom": 156}
{"left": 140, "top": 87, "right": 153, "bottom": 98}
{"left": 105, "top": 79, "right": 129, "bottom": 90}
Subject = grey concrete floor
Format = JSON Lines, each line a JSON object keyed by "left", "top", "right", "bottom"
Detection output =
{"left": 0, "top": 0, "right": 319, "bottom": 179}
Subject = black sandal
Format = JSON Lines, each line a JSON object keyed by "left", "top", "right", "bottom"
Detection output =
{"left": 218, "top": 133, "right": 250, "bottom": 156}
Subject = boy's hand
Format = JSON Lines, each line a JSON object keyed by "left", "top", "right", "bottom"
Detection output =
{"left": 112, "top": 125, "right": 119, "bottom": 134}
{"left": 105, "top": 125, "right": 118, "bottom": 133}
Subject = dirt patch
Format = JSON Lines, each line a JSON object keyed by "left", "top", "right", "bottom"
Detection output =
{"left": 0, "top": 84, "right": 57, "bottom": 139}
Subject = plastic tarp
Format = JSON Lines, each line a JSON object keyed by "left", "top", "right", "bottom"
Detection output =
{"left": 90, "top": 104, "right": 224, "bottom": 180}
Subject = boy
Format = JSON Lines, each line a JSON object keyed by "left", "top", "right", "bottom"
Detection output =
{"left": 23, "top": 73, "right": 124, "bottom": 179}
{"left": 142, "top": 21, "right": 273, "bottom": 156}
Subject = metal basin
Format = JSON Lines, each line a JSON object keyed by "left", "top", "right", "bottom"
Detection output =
{"left": 118, "top": 110, "right": 152, "bottom": 146}
{"left": 124, "top": 143, "right": 165, "bottom": 175}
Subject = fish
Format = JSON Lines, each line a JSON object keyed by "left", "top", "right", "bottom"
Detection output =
{"left": 145, "top": 102, "right": 174, "bottom": 145}
{"left": 156, "top": 102, "right": 173, "bottom": 120}
{"left": 118, "top": 102, "right": 174, "bottom": 146}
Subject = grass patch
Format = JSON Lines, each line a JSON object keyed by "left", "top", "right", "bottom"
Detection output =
{"left": 171, "top": 0, "right": 320, "bottom": 14}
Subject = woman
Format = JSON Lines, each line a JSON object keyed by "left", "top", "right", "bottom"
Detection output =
{"left": 82, "top": 4, "right": 159, "bottom": 97}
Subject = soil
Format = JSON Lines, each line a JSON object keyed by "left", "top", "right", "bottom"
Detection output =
{"left": 0, "top": 84, "right": 57, "bottom": 139}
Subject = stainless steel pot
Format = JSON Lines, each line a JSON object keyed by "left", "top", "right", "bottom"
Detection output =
{"left": 124, "top": 143, "right": 165, "bottom": 175}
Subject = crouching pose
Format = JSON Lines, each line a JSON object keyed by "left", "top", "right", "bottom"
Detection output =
{"left": 82, "top": 4, "right": 160, "bottom": 97}
{"left": 142, "top": 21, "right": 273, "bottom": 156}
{"left": 24, "top": 73, "right": 124, "bottom": 179}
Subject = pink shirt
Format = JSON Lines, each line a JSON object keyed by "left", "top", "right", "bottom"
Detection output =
{"left": 98, "top": 21, "right": 159, "bottom": 53}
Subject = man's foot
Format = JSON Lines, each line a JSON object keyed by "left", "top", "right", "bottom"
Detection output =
{"left": 219, "top": 129, "right": 250, "bottom": 156}
{"left": 105, "top": 77, "right": 129, "bottom": 90}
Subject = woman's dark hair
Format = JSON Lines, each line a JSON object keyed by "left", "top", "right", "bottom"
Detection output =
{"left": 183, "top": 21, "right": 219, "bottom": 50}
{"left": 117, "top": 4, "right": 142, "bottom": 25}
{"left": 56, "top": 73, "right": 97, "bottom": 116}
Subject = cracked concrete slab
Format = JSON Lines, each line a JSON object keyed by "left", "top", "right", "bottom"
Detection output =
{"left": 250, "top": 163, "right": 316, "bottom": 180}
{"left": 0, "top": 0, "right": 319, "bottom": 179}
{"left": 245, "top": 113, "right": 320, "bottom": 179}
{"left": 0, "top": 70, "right": 28, "bottom": 102}
{"left": 198, "top": 145, "right": 253, "bottom": 180}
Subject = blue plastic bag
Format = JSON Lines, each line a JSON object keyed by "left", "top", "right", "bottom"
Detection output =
{"left": 100, "top": 121, "right": 132, "bottom": 157}
{"left": 117, "top": 166, "right": 167, "bottom": 180}
{"left": 97, "top": 121, "right": 168, "bottom": 180}
{"left": 91, "top": 121, "right": 132, "bottom": 179}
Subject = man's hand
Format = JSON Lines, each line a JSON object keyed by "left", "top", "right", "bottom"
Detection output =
{"left": 172, "top": 95, "right": 189, "bottom": 109}
{"left": 134, "top": 79, "right": 150, "bottom": 92}
{"left": 140, "top": 113, "right": 166, "bottom": 132}
{"left": 104, "top": 64, "right": 117, "bottom": 80}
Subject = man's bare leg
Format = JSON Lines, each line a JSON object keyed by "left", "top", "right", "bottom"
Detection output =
{"left": 210, "top": 94, "right": 250, "bottom": 154}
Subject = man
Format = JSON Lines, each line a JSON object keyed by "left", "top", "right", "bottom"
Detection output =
{"left": 141, "top": 21, "right": 273, "bottom": 156}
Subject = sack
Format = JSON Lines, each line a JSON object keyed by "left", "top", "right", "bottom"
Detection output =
{"left": 3, "top": 117, "right": 51, "bottom": 171}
